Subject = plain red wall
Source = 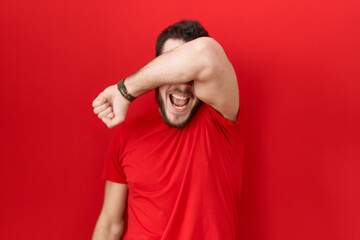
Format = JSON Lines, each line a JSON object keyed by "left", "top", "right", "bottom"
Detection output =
{"left": 1, "top": 0, "right": 359, "bottom": 239}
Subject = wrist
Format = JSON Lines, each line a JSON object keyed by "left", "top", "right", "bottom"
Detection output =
{"left": 123, "top": 76, "right": 143, "bottom": 98}
{"left": 117, "top": 79, "right": 136, "bottom": 102}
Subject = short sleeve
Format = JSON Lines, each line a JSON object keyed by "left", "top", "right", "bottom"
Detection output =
{"left": 101, "top": 129, "right": 127, "bottom": 184}
{"left": 206, "top": 104, "right": 241, "bottom": 128}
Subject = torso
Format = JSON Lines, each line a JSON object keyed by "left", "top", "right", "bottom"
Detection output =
{"left": 105, "top": 103, "right": 243, "bottom": 240}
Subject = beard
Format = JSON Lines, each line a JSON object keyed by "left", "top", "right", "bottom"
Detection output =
{"left": 155, "top": 88, "right": 202, "bottom": 128}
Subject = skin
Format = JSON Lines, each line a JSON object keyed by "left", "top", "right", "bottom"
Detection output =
{"left": 92, "top": 181, "right": 127, "bottom": 240}
{"left": 156, "top": 39, "right": 202, "bottom": 127}
{"left": 92, "top": 37, "right": 239, "bottom": 239}
{"left": 92, "top": 37, "right": 239, "bottom": 128}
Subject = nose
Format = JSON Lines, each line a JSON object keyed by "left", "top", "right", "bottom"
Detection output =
{"left": 175, "top": 81, "right": 193, "bottom": 89}
{"left": 171, "top": 83, "right": 194, "bottom": 96}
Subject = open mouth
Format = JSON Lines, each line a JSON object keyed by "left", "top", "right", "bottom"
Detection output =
{"left": 169, "top": 93, "right": 190, "bottom": 110}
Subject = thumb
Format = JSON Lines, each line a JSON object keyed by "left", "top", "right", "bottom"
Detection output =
{"left": 102, "top": 115, "right": 123, "bottom": 128}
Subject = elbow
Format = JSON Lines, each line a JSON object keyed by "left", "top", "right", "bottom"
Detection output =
{"left": 109, "top": 220, "right": 125, "bottom": 238}
{"left": 192, "top": 37, "right": 224, "bottom": 81}
{"left": 92, "top": 216, "right": 125, "bottom": 240}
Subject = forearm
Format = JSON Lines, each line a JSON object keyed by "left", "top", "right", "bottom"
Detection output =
{"left": 126, "top": 37, "right": 217, "bottom": 97}
{"left": 92, "top": 36, "right": 238, "bottom": 128}
{"left": 92, "top": 214, "right": 125, "bottom": 240}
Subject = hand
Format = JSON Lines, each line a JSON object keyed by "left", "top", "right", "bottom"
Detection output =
{"left": 92, "top": 84, "right": 130, "bottom": 128}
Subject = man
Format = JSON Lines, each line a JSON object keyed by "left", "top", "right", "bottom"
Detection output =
{"left": 92, "top": 20, "right": 242, "bottom": 240}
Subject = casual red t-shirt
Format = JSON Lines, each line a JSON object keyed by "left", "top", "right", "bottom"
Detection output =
{"left": 102, "top": 103, "right": 243, "bottom": 240}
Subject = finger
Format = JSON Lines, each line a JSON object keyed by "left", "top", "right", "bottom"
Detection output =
{"left": 102, "top": 115, "right": 124, "bottom": 128}
{"left": 92, "top": 95, "right": 106, "bottom": 108}
{"left": 98, "top": 106, "right": 113, "bottom": 119}
{"left": 93, "top": 102, "right": 110, "bottom": 114}
{"left": 101, "top": 117, "right": 113, "bottom": 128}
{"left": 106, "top": 112, "right": 115, "bottom": 119}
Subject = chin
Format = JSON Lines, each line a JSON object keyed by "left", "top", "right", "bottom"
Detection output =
{"left": 166, "top": 112, "right": 192, "bottom": 128}
{"left": 156, "top": 88, "right": 202, "bottom": 128}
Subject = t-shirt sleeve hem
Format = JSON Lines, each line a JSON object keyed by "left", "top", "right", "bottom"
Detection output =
{"left": 101, "top": 173, "right": 127, "bottom": 184}
{"left": 206, "top": 104, "right": 241, "bottom": 126}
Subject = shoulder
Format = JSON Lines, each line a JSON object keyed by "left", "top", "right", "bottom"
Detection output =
{"left": 194, "top": 103, "right": 240, "bottom": 128}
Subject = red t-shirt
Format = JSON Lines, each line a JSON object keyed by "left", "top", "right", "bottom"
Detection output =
{"left": 102, "top": 103, "right": 243, "bottom": 240}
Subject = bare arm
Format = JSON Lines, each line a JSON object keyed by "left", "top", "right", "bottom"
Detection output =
{"left": 93, "top": 37, "right": 238, "bottom": 127}
{"left": 92, "top": 181, "right": 128, "bottom": 240}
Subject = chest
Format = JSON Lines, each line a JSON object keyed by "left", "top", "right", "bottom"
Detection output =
{"left": 121, "top": 125, "right": 235, "bottom": 193}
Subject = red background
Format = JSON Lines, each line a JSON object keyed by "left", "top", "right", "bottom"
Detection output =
{"left": 1, "top": 0, "right": 359, "bottom": 239}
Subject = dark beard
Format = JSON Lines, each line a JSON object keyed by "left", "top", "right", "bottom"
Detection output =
{"left": 155, "top": 88, "right": 202, "bottom": 128}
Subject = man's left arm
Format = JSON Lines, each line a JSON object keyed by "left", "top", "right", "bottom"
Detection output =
{"left": 92, "top": 37, "right": 239, "bottom": 127}
{"left": 192, "top": 38, "right": 239, "bottom": 122}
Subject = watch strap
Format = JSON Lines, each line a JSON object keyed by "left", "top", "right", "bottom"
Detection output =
{"left": 117, "top": 79, "right": 136, "bottom": 102}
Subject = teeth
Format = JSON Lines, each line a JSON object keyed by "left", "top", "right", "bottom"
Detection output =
{"left": 171, "top": 94, "right": 188, "bottom": 100}
{"left": 173, "top": 104, "right": 187, "bottom": 110}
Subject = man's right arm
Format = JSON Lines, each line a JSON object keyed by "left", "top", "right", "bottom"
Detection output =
{"left": 92, "top": 181, "right": 128, "bottom": 240}
{"left": 92, "top": 37, "right": 239, "bottom": 128}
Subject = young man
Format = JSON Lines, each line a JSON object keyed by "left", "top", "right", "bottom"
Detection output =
{"left": 92, "top": 20, "right": 242, "bottom": 240}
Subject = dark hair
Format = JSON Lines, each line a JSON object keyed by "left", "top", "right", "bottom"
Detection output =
{"left": 155, "top": 20, "right": 209, "bottom": 57}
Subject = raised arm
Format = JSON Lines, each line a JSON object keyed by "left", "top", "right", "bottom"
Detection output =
{"left": 93, "top": 37, "right": 238, "bottom": 128}
{"left": 92, "top": 181, "right": 128, "bottom": 240}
